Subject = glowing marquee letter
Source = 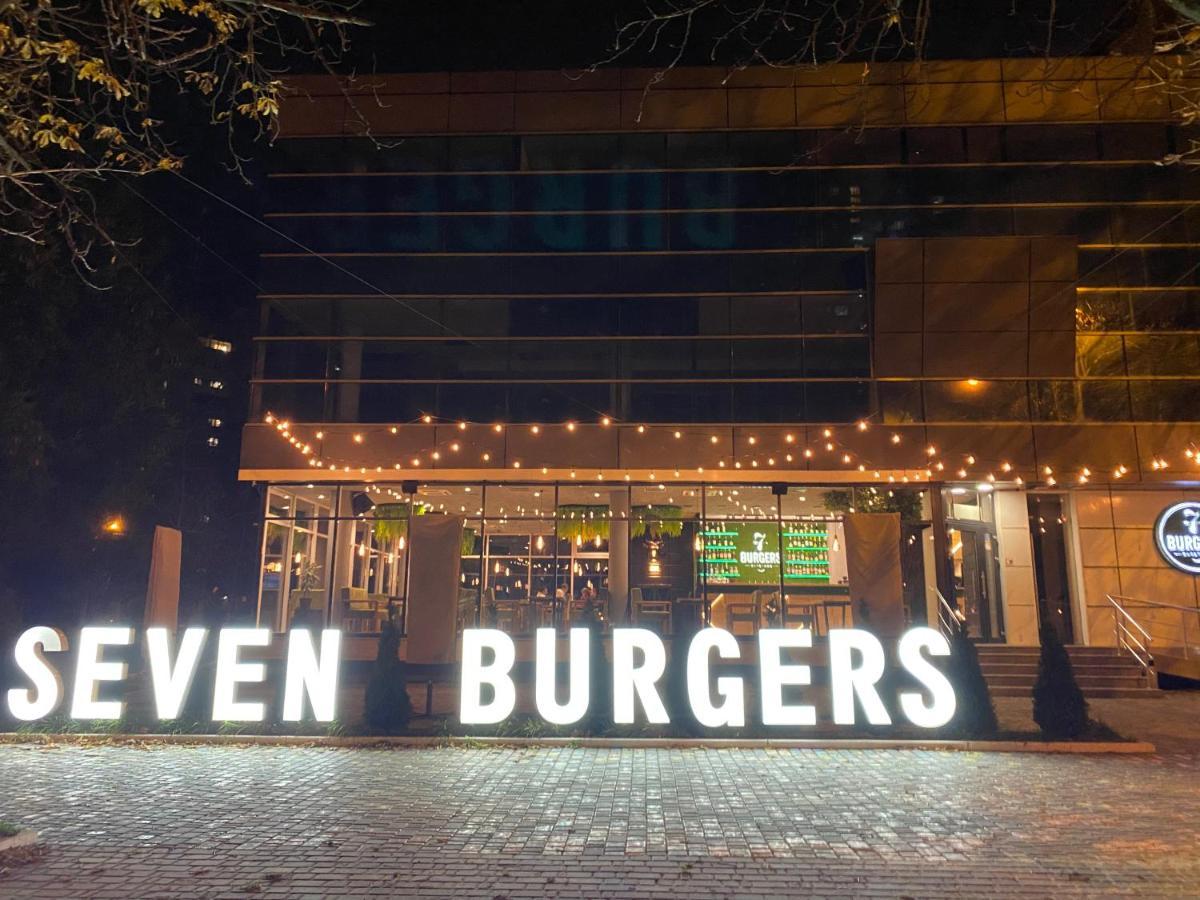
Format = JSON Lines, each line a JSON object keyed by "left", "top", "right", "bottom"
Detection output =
{"left": 71, "top": 626, "right": 135, "bottom": 719}
{"left": 897, "top": 627, "right": 956, "bottom": 728}
{"left": 758, "top": 628, "right": 816, "bottom": 726}
{"left": 828, "top": 629, "right": 891, "bottom": 726}
{"left": 146, "top": 627, "right": 208, "bottom": 720}
{"left": 534, "top": 627, "right": 590, "bottom": 725}
{"left": 283, "top": 629, "right": 342, "bottom": 723}
{"left": 612, "top": 628, "right": 669, "bottom": 725}
{"left": 686, "top": 628, "right": 744, "bottom": 728}
{"left": 212, "top": 628, "right": 271, "bottom": 722}
{"left": 460, "top": 629, "right": 516, "bottom": 725}
{"left": 7, "top": 627, "right": 67, "bottom": 721}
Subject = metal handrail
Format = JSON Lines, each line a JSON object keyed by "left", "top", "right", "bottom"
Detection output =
{"left": 1108, "top": 594, "right": 1198, "bottom": 661}
{"left": 1106, "top": 594, "right": 1155, "bottom": 671}
{"left": 935, "top": 589, "right": 965, "bottom": 639}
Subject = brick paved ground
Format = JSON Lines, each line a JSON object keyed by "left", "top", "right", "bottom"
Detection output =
{"left": 2, "top": 697, "right": 1199, "bottom": 898}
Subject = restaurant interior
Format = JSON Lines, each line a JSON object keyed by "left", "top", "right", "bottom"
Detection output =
{"left": 258, "top": 480, "right": 947, "bottom": 647}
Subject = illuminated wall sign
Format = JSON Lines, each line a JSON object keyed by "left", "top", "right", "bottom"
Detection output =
{"left": 1155, "top": 501, "right": 1200, "bottom": 575}
{"left": 9, "top": 625, "right": 958, "bottom": 732}
{"left": 6, "top": 627, "right": 341, "bottom": 723}
{"left": 461, "top": 626, "right": 957, "bottom": 730}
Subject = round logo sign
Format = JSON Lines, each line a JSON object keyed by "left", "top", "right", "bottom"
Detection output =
{"left": 1154, "top": 501, "right": 1200, "bottom": 575}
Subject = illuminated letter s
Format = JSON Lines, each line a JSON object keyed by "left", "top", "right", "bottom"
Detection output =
{"left": 897, "top": 627, "right": 956, "bottom": 728}
{"left": 7, "top": 627, "right": 67, "bottom": 721}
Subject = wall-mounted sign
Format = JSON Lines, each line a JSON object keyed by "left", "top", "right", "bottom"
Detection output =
{"left": 1154, "top": 501, "right": 1200, "bottom": 575}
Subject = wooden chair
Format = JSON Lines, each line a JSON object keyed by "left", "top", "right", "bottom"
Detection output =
{"left": 633, "top": 586, "right": 672, "bottom": 634}
{"left": 726, "top": 590, "right": 763, "bottom": 636}
{"left": 781, "top": 598, "right": 817, "bottom": 632}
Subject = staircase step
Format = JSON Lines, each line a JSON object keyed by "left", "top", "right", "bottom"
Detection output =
{"left": 986, "top": 674, "right": 1149, "bottom": 688}
{"left": 989, "top": 686, "right": 1162, "bottom": 699}
{"left": 979, "top": 667, "right": 1147, "bottom": 681}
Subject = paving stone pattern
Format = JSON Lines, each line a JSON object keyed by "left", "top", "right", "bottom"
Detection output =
{"left": 1, "top": 741, "right": 1198, "bottom": 898}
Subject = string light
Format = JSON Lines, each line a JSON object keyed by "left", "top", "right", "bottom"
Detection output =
{"left": 260, "top": 412, "right": 1175, "bottom": 487}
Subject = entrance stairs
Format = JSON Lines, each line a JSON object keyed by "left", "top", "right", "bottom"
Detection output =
{"left": 975, "top": 644, "right": 1160, "bottom": 699}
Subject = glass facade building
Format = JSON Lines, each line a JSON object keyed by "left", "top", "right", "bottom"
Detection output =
{"left": 243, "top": 60, "right": 1200, "bottom": 665}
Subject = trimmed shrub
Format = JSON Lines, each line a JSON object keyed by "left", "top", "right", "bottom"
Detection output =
{"left": 583, "top": 622, "right": 611, "bottom": 735}
{"left": 1033, "top": 626, "right": 1089, "bottom": 739}
{"left": 664, "top": 625, "right": 703, "bottom": 737}
{"left": 364, "top": 617, "right": 412, "bottom": 734}
{"left": 944, "top": 625, "right": 999, "bottom": 738}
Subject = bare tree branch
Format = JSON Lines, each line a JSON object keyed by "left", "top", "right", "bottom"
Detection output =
{"left": 0, "top": 0, "right": 371, "bottom": 270}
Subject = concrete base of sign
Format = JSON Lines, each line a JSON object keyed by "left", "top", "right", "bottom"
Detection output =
{"left": 0, "top": 828, "right": 39, "bottom": 854}
{"left": 0, "top": 732, "right": 1155, "bottom": 754}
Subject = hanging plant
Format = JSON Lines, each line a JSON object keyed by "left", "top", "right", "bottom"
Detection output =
{"left": 372, "top": 502, "right": 428, "bottom": 543}
{"left": 555, "top": 505, "right": 611, "bottom": 544}
{"left": 461, "top": 526, "right": 478, "bottom": 557}
{"left": 631, "top": 505, "right": 684, "bottom": 540}
{"left": 823, "top": 489, "right": 923, "bottom": 523}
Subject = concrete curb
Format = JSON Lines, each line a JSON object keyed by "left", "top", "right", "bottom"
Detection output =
{"left": 0, "top": 732, "right": 1156, "bottom": 753}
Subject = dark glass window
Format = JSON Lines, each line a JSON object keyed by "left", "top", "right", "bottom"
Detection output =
{"left": 878, "top": 382, "right": 923, "bottom": 424}
{"left": 906, "top": 127, "right": 965, "bottom": 164}
{"left": 924, "top": 380, "right": 1029, "bottom": 422}
{"left": 1076, "top": 335, "right": 1127, "bottom": 377}
{"left": 1123, "top": 334, "right": 1200, "bottom": 375}
{"left": 804, "top": 338, "right": 870, "bottom": 377}
{"left": 1130, "top": 380, "right": 1200, "bottom": 421}
{"left": 521, "top": 134, "right": 619, "bottom": 170}
{"left": 730, "top": 296, "right": 803, "bottom": 334}
{"left": 1006, "top": 125, "right": 1099, "bottom": 162}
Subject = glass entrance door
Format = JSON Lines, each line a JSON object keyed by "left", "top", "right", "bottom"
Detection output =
{"left": 947, "top": 525, "right": 1005, "bottom": 642}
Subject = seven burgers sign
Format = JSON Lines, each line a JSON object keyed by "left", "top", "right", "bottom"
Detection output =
{"left": 6, "top": 625, "right": 956, "bottom": 730}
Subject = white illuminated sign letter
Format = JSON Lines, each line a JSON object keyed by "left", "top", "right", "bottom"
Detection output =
{"left": 534, "top": 627, "right": 590, "bottom": 725}
{"left": 686, "top": 628, "right": 744, "bottom": 728}
{"left": 71, "top": 626, "right": 134, "bottom": 720}
{"left": 758, "top": 628, "right": 816, "bottom": 726}
{"left": 283, "top": 629, "right": 342, "bottom": 722}
{"left": 828, "top": 629, "right": 891, "bottom": 726}
{"left": 145, "top": 627, "right": 207, "bottom": 720}
{"left": 7, "top": 627, "right": 67, "bottom": 721}
{"left": 212, "top": 628, "right": 271, "bottom": 722}
{"left": 460, "top": 629, "right": 516, "bottom": 724}
{"left": 898, "top": 627, "right": 957, "bottom": 728}
{"left": 612, "top": 628, "right": 669, "bottom": 725}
